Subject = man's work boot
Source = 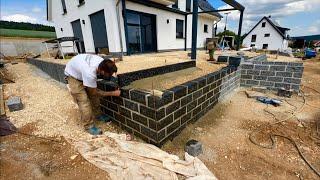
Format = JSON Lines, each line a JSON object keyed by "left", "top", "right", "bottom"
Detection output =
{"left": 86, "top": 125, "right": 102, "bottom": 135}
{"left": 96, "top": 114, "right": 111, "bottom": 123}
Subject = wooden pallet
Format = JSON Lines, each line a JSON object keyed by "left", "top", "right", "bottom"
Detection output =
{"left": 0, "top": 85, "right": 5, "bottom": 116}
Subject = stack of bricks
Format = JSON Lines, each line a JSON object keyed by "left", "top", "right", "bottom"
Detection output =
{"left": 99, "top": 66, "right": 240, "bottom": 146}
{"left": 240, "top": 60, "right": 303, "bottom": 91}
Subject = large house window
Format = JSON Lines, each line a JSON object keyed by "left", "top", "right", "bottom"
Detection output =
{"left": 250, "top": 44, "right": 255, "bottom": 47}
{"left": 204, "top": 24, "right": 208, "bottom": 33}
{"left": 251, "top": 35, "right": 256, "bottom": 42}
{"left": 176, "top": 19, "right": 184, "bottom": 39}
{"left": 263, "top": 44, "right": 268, "bottom": 49}
{"left": 172, "top": 0, "right": 178, "bottom": 9}
{"left": 264, "top": 33, "right": 270, "bottom": 37}
{"left": 186, "top": 0, "right": 191, "bottom": 12}
{"left": 262, "top": 22, "right": 266, "bottom": 27}
{"left": 61, "top": 0, "right": 67, "bottom": 14}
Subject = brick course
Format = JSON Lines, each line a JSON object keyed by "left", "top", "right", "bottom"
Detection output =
{"left": 240, "top": 56, "right": 303, "bottom": 91}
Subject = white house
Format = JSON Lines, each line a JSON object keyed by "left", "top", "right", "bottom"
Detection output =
{"left": 47, "top": 0, "right": 221, "bottom": 55}
{"left": 242, "top": 16, "right": 290, "bottom": 51}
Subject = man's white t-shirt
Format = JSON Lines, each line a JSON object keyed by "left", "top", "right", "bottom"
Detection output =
{"left": 65, "top": 54, "right": 103, "bottom": 88}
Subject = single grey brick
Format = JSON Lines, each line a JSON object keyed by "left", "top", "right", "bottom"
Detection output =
{"left": 260, "top": 81, "right": 274, "bottom": 87}
{"left": 254, "top": 76, "right": 267, "bottom": 81}
{"left": 241, "top": 74, "right": 252, "bottom": 79}
{"left": 286, "top": 66, "right": 304, "bottom": 72}
{"left": 270, "top": 66, "right": 286, "bottom": 71}
{"left": 274, "top": 62, "right": 288, "bottom": 65}
{"left": 293, "top": 72, "right": 303, "bottom": 78}
{"left": 267, "top": 76, "right": 283, "bottom": 82}
{"left": 261, "top": 71, "right": 275, "bottom": 76}
{"left": 241, "top": 64, "right": 254, "bottom": 69}
{"left": 284, "top": 78, "right": 301, "bottom": 84}
{"left": 275, "top": 83, "right": 291, "bottom": 89}
{"left": 6, "top": 97, "right": 23, "bottom": 112}
{"left": 291, "top": 84, "right": 300, "bottom": 91}
{"left": 241, "top": 69, "right": 247, "bottom": 74}
{"left": 246, "top": 80, "right": 259, "bottom": 85}
{"left": 254, "top": 65, "right": 269, "bottom": 70}
{"left": 247, "top": 70, "right": 261, "bottom": 75}
{"left": 124, "top": 100, "right": 139, "bottom": 112}
{"left": 288, "top": 62, "right": 303, "bottom": 67}
{"left": 185, "top": 139, "right": 203, "bottom": 157}
{"left": 276, "top": 72, "right": 293, "bottom": 77}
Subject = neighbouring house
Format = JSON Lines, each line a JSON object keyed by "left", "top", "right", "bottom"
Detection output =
{"left": 47, "top": 0, "right": 222, "bottom": 55}
{"left": 242, "top": 16, "right": 290, "bottom": 51}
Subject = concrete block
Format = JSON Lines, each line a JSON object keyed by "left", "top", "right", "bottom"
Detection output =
{"left": 169, "top": 86, "right": 187, "bottom": 100}
{"left": 241, "top": 64, "right": 254, "bottom": 70}
{"left": 269, "top": 66, "right": 286, "bottom": 71}
{"left": 124, "top": 100, "right": 139, "bottom": 112}
{"left": 166, "top": 100, "right": 181, "bottom": 115}
{"left": 185, "top": 139, "right": 203, "bottom": 157}
{"left": 247, "top": 70, "right": 261, "bottom": 75}
{"left": 158, "top": 115, "right": 173, "bottom": 130}
{"left": 6, "top": 97, "right": 23, "bottom": 112}
{"left": 284, "top": 78, "right": 301, "bottom": 84}
{"left": 254, "top": 75, "right": 267, "bottom": 81}
{"left": 139, "top": 105, "right": 155, "bottom": 119}
{"left": 254, "top": 65, "right": 269, "bottom": 71}
{"left": 167, "top": 120, "right": 180, "bottom": 134}
{"left": 276, "top": 72, "right": 293, "bottom": 77}
{"left": 130, "top": 90, "right": 148, "bottom": 105}
{"left": 260, "top": 71, "right": 275, "bottom": 76}
{"left": 267, "top": 76, "right": 283, "bottom": 82}
{"left": 174, "top": 106, "right": 186, "bottom": 120}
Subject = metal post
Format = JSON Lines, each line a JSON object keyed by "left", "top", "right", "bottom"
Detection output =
{"left": 191, "top": 0, "right": 198, "bottom": 60}
{"left": 184, "top": 14, "right": 188, "bottom": 51}
{"left": 57, "top": 41, "right": 65, "bottom": 59}
{"left": 44, "top": 43, "right": 51, "bottom": 58}
{"left": 121, "top": 0, "right": 130, "bottom": 55}
{"left": 236, "top": 10, "right": 244, "bottom": 50}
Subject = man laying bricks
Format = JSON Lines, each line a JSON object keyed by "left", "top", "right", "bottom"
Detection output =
{"left": 65, "top": 54, "right": 120, "bottom": 135}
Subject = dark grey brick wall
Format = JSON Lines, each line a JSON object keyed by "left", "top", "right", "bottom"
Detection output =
{"left": 99, "top": 66, "right": 241, "bottom": 146}
{"left": 240, "top": 61, "right": 303, "bottom": 91}
{"left": 27, "top": 58, "right": 66, "bottom": 83}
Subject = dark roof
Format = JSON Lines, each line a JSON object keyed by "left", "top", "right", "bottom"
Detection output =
{"left": 291, "top": 34, "right": 320, "bottom": 41}
{"left": 43, "top": 37, "right": 79, "bottom": 43}
{"left": 198, "top": 0, "right": 222, "bottom": 18}
{"left": 243, "top": 16, "right": 289, "bottom": 39}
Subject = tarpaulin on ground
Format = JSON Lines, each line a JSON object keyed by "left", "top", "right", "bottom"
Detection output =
{"left": 75, "top": 132, "right": 217, "bottom": 180}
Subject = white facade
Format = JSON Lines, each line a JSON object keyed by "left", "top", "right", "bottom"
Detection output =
{"left": 48, "top": 0, "right": 220, "bottom": 54}
{"left": 242, "top": 17, "right": 289, "bottom": 51}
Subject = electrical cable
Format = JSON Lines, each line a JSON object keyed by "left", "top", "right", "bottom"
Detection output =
{"left": 0, "top": 126, "right": 61, "bottom": 143}
{"left": 249, "top": 90, "right": 320, "bottom": 177}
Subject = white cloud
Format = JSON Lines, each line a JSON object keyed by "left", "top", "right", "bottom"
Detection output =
{"left": 1, "top": 14, "right": 37, "bottom": 23}
{"left": 307, "top": 20, "right": 320, "bottom": 34}
{"left": 32, "top": 7, "right": 42, "bottom": 13}
{"left": 217, "top": 0, "right": 320, "bottom": 35}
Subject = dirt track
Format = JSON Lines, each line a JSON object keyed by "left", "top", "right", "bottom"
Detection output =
{"left": 0, "top": 56, "right": 319, "bottom": 179}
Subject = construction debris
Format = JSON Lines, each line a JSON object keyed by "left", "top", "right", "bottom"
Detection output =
{"left": 6, "top": 96, "right": 23, "bottom": 112}
{"left": 277, "top": 87, "right": 293, "bottom": 98}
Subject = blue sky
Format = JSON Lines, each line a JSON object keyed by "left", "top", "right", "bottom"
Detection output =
{"left": 1, "top": 0, "right": 320, "bottom": 36}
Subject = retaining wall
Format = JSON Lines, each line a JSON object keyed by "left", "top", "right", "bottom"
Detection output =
{"left": 99, "top": 66, "right": 241, "bottom": 146}
{"left": 27, "top": 55, "right": 304, "bottom": 146}
{"left": 240, "top": 56, "right": 303, "bottom": 91}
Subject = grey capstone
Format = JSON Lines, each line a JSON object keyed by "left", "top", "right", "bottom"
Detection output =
{"left": 185, "top": 139, "right": 203, "bottom": 157}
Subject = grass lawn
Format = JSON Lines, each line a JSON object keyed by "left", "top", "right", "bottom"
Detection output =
{"left": 0, "top": 28, "right": 56, "bottom": 39}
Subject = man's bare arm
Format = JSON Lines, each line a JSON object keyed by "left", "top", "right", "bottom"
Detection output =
{"left": 87, "top": 87, "right": 121, "bottom": 97}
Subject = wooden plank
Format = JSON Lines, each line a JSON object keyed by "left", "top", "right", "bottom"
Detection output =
{"left": 0, "top": 85, "right": 5, "bottom": 116}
